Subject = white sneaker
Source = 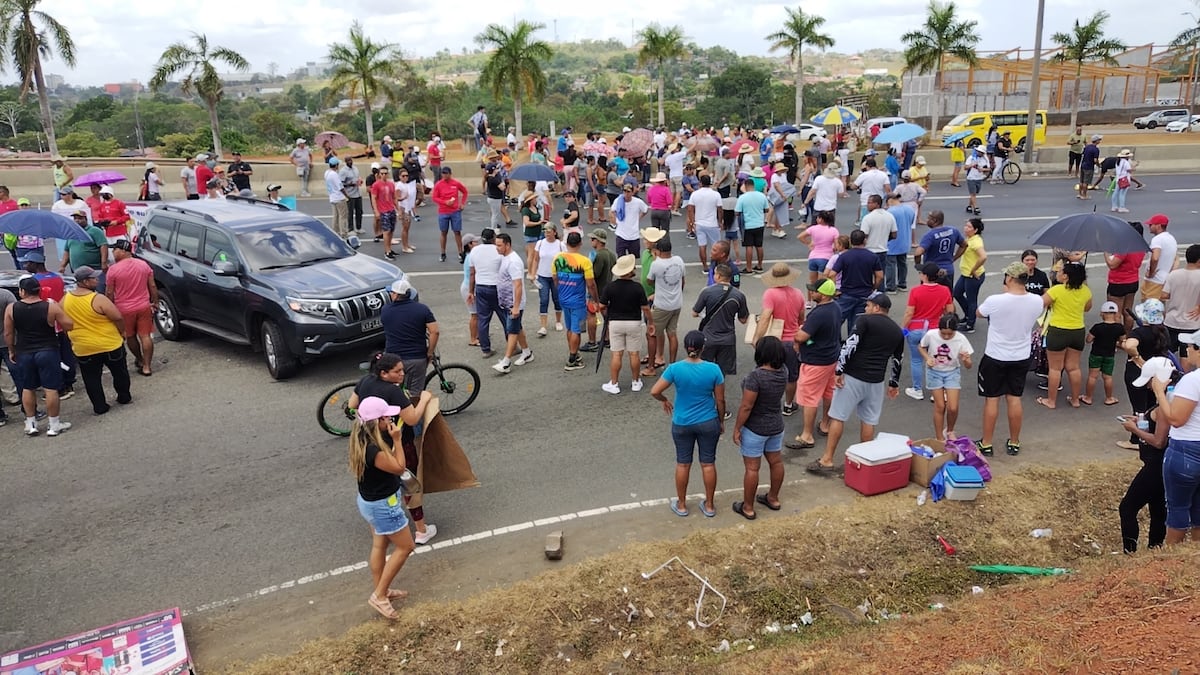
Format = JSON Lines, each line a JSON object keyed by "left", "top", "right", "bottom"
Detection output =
{"left": 25, "top": 424, "right": 38, "bottom": 437}
{"left": 46, "top": 421, "right": 71, "bottom": 437}
{"left": 601, "top": 382, "right": 621, "bottom": 395}
{"left": 515, "top": 351, "right": 534, "bottom": 366}
{"left": 536, "top": 326, "right": 548, "bottom": 337}
{"left": 904, "top": 387, "right": 923, "bottom": 400}
{"left": 492, "top": 360, "right": 512, "bottom": 374}
{"left": 631, "top": 379, "right": 644, "bottom": 392}
{"left": 555, "top": 322, "right": 564, "bottom": 332}
{"left": 414, "top": 524, "right": 438, "bottom": 545}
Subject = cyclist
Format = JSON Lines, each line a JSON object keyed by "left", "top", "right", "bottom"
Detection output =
{"left": 381, "top": 278, "right": 439, "bottom": 395}
{"left": 989, "top": 131, "right": 1012, "bottom": 185}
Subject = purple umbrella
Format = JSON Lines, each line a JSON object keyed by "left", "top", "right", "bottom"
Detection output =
{"left": 74, "top": 170, "right": 128, "bottom": 187}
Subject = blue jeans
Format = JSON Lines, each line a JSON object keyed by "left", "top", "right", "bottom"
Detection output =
{"left": 537, "top": 275, "right": 560, "bottom": 315}
{"left": 836, "top": 295, "right": 867, "bottom": 336}
{"left": 671, "top": 417, "right": 720, "bottom": 464}
{"left": 953, "top": 274, "right": 985, "bottom": 328}
{"left": 906, "top": 326, "right": 929, "bottom": 390}
{"left": 1164, "top": 439, "right": 1200, "bottom": 530}
{"left": 474, "top": 285, "right": 504, "bottom": 353}
{"left": 885, "top": 254, "right": 907, "bottom": 291}
{"left": 1112, "top": 186, "right": 1128, "bottom": 210}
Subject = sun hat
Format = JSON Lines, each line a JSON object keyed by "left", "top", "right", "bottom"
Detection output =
{"left": 1003, "top": 261, "right": 1029, "bottom": 280}
{"left": 589, "top": 228, "right": 608, "bottom": 243}
{"left": 866, "top": 291, "right": 892, "bottom": 310}
{"left": 612, "top": 254, "right": 637, "bottom": 277}
{"left": 640, "top": 227, "right": 666, "bottom": 243}
{"left": 650, "top": 172, "right": 668, "bottom": 183}
{"left": 1100, "top": 301, "right": 1119, "bottom": 314}
{"left": 822, "top": 166, "right": 839, "bottom": 179}
{"left": 749, "top": 167, "right": 766, "bottom": 178}
{"left": 773, "top": 162, "right": 787, "bottom": 171}
{"left": 761, "top": 262, "right": 800, "bottom": 288}
{"left": 356, "top": 396, "right": 404, "bottom": 423}
{"left": 73, "top": 265, "right": 102, "bottom": 282}
{"left": 1132, "top": 356, "right": 1175, "bottom": 387}
{"left": 145, "top": 161, "right": 156, "bottom": 169}
{"left": 1135, "top": 299, "right": 1165, "bottom": 325}
{"left": 807, "top": 278, "right": 837, "bottom": 297}
{"left": 1117, "top": 148, "right": 1133, "bottom": 158}
{"left": 914, "top": 155, "right": 926, "bottom": 165}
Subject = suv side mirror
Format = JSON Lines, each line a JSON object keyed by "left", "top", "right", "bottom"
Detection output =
{"left": 213, "top": 259, "right": 239, "bottom": 276}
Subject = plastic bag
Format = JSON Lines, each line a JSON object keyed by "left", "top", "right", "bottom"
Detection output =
{"left": 945, "top": 436, "right": 992, "bottom": 482}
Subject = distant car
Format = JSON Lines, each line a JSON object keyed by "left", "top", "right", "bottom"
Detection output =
{"left": 1166, "top": 114, "right": 1200, "bottom": 133}
{"left": 867, "top": 116, "right": 908, "bottom": 138}
{"left": 796, "top": 123, "right": 828, "bottom": 141}
{"left": 1133, "top": 108, "right": 1190, "bottom": 129}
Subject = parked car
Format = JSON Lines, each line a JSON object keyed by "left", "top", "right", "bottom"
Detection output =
{"left": 1165, "top": 114, "right": 1200, "bottom": 133}
{"left": 1133, "top": 109, "right": 1190, "bottom": 129}
{"left": 796, "top": 123, "right": 828, "bottom": 140}
{"left": 135, "top": 197, "right": 406, "bottom": 379}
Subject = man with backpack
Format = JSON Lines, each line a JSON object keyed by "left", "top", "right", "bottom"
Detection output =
{"left": 469, "top": 106, "right": 488, "bottom": 152}
{"left": 692, "top": 263, "right": 749, "bottom": 376}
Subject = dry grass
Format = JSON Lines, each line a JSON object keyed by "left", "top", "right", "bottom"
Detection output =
{"left": 225, "top": 462, "right": 1165, "bottom": 675}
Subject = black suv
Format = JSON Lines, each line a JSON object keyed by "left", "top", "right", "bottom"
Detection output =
{"left": 136, "top": 197, "right": 404, "bottom": 379}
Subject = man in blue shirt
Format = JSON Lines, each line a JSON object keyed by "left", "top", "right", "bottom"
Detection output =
{"left": 381, "top": 277, "right": 439, "bottom": 395}
{"left": 914, "top": 210, "right": 966, "bottom": 287}
{"left": 1077, "top": 134, "right": 1102, "bottom": 200}
{"left": 885, "top": 193, "right": 918, "bottom": 293}
{"left": 830, "top": 229, "right": 883, "bottom": 336}
{"left": 734, "top": 178, "right": 770, "bottom": 273}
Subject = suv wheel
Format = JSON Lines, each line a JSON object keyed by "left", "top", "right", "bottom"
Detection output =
{"left": 1014, "top": 138, "right": 1026, "bottom": 154}
{"left": 155, "top": 291, "right": 187, "bottom": 341}
{"left": 1147, "top": 121, "right": 1158, "bottom": 129}
{"left": 261, "top": 319, "right": 299, "bottom": 380}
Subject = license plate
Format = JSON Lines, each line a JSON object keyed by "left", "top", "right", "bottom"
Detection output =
{"left": 360, "top": 318, "right": 382, "bottom": 332}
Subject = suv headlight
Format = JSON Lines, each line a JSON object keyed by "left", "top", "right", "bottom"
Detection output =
{"left": 287, "top": 296, "right": 334, "bottom": 316}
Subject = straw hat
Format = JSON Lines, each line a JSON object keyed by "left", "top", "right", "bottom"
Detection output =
{"left": 1117, "top": 148, "right": 1133, "bottom": 158}
{"left": 641, "top": 227, "right": 666, "bottom": 243}
{"left": 822, "top": 166, "right": 839, "bottom": 179}
{"left": 612, "top": 254, "right": 637, "bottom": 277}
{"left": 650, "top": 172, "right": 668, "bottom": 183}
{"left": 773, "top": 162, "right": 787, "bottom": 171}
{"left": 749, "top": 167, "right": 766, "bottom": 178}
{"left": 761, "top": 262, "right": 800, "bottom": 288}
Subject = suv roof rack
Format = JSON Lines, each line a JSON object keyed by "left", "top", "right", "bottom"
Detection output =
{"left": 153, "top": 203, "right": 218, "bottom": 223}
{"left": 225, "top": 195, "right": 291, "bottom": 211}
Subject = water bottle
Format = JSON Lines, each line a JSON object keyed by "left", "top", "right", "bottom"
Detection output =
{"left": 1030, "top": 528, "right": 1052, "bottom": 539}
{"left": 399, "top": 469, "right": 422, "bottom": 496}
{"left": 916, "top": 490, "right": 927, "bottom": 506}
{"left": 1136, "top": 413, "right": 1149, "bottom": 432}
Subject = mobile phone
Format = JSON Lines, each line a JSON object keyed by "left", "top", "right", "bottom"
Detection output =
{"left": 1115, "top": 415, "right": 1130, "bottom": 423}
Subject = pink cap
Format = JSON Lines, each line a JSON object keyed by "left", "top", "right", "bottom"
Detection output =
{"left": 356, "top": 396, "right": 403, "bottom": 422}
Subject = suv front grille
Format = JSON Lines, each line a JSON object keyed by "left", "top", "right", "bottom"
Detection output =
{"left": 332, "top": 290, "right": 390, "bottom": 324}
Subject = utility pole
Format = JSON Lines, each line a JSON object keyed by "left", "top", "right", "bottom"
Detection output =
{"left": 1023, "top": 0, "right": 1045, "bottom": 165}
{"left": 133, "top": 81, "right": 145, "bottom": 156}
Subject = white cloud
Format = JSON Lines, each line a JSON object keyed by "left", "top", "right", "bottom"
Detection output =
{"left": 19, "top": 0, "right": 1185, "bottom": 86}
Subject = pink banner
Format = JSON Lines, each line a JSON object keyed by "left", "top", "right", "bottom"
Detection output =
{"left": 1, "top": 609, "right": 193, "bottom": 675}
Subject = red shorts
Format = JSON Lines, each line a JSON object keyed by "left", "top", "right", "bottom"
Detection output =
{"left": 796, "top": 363, "right": 837, "bottom": 407}
{"left": 122, "top": 305, "right": 154, "bottom": 337}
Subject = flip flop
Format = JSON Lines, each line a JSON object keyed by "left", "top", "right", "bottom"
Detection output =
{"left": 1035, "top": 397, "right": 1056, "bottom": 410}
{"left": 640, "top": 368, "right": 658, "bottom": 377}
{"left": 732, "top": 501, "right": 756, "bottom": 520}
{"left": 653, "top": 362, "right": 666, "bottom": 369}
{"left": 1104, "top": 398, "right": 1120, "bottom": 406}
{"left": 805, "top": 460, "right": 840, "bottom": 477}
{"left": 367, "top": 594, "right": 399, "bottom": 620}
{"left": 756, "top": 493, "right": 781, "bottom": 511}
{"left": 699, "top": 502, "right": 717, "bottom": 518}
{"left": 1067, "top": 397, "right": 1081, "bottom": 409}
{"left": 386, "top": 589, "right": 408, "bottom": 600}
{"left": 786, "top": 438, "right": 815, "bottom": 450}
{"left": 1077, "top": 396, "right": 1093, "bottom": 406}
{"left": 817, "top": 425, "right": 830, "bottom": 437}
{"left": 140, "top": 370, "right": 152, "bottom": 377}
{"left": 669, "top": 498, "right": 689, "bottom": 517}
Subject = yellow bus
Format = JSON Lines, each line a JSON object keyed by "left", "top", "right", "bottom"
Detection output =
{"left": 941, "top": 110, "right": 1047, "bottom": 152}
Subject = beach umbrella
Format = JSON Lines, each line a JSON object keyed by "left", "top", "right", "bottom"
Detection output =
{"left": 872, "top": 123, "right": 927, "bottom": 145}
{"left": 0, "top": 209, "right": 92, "bottom": 241}
{"left": 811, "top": 106, "right": 861, "bottom": 126}
{"left": 1029, "top": 212, "right": 1149, "bottom": 254}
{"left": 74, "top": 170, "right": 127, "bottom": 187}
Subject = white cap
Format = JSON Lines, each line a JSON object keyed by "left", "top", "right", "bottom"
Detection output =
{"left": 389, "top": 277, "right": 413, "bottom": 297}
{"left": 1099, "top": 301, "right": 1119, "bottom": 313}
{"left": 296, "top": 138, "right": 306, "bottom": 144}
{"left": 1132, "top": 356, "right": 1175, "bottom": 387}
{"left": 621, "top": 126, "right": 631, "bottom": 133}
{"left": 145, "top": 161, "right": 156, "bottom": 169}
{"left": 98, "top": 185, "right": 114, "bottom": 195}
{"left": 383, "top": 135, "right": 392, "bottom": 142}
{"left": 1180, "top": 331, "right": 1200, "bottom": 347}
{"left": 195, "top": 153, "right": 209, "bottom": 161}
{"left": 370, "top": 162, "right": 381, "bottom": 170}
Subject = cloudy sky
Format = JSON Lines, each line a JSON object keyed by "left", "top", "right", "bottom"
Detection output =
{"left": 19, "top": 0, "right": 1193, "bottom": 86}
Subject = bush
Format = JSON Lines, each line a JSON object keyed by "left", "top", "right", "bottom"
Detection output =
{"left": 55, "top": 131, "right": 119, "bottom": 157}
{"left": 158, "top": 131, "right": 209, "bottom": 159}
{"left": 8, "top": 130, "right": 43, "bottom": 152}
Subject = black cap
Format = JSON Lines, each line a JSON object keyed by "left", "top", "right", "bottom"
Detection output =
{"left": 866, "top": 292, "right": 892, "bottom": 310}
{"left": 920, "top": 262, "right": 942, "bottom": 280}
{"left": 111, "top": 239, "right": 133, "bottom": 252}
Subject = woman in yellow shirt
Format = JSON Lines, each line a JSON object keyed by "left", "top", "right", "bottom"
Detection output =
{"left": 1040, "top": 262, "right": 1093, "bottom": 409}
{"left": 953, "top": 218, "right": 987, "bottom": 333}
{"left": 909, "top": 155, "right": 930, "bottom": 190}
{"left": 949, "top": 141, "right": 965, "bottom": 187}
{"left": 61, "top": 266, "right": 131, "bottom": 415}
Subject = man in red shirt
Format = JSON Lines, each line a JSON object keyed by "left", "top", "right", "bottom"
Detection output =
{"left": 96, "top": 186, "right": 130, "bottom": 243}
{"left": 426, "top": 133, "right": 443, "bottom": 175}
{"left": 368, "top": 168, "right": 400, "bottom": 260}
{"left": 901, "top": 263, "right": 955, "bottom": 400}
{"left": 105, "top": 239, "right": 158, "bottom": 376}
{"left": 430, "top": 166, "right": 468, "bottom": 263}
{"left": 193, "top": 154, "right": 214, "bottom": 199}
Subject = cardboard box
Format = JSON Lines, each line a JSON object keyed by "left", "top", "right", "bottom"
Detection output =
{"left": 910, "top": 438, "right": 954, "bottom": 487}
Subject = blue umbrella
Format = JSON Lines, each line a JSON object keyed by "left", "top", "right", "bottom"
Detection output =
{"left": 0, "top": 209, "right": 91, "bottom": 241}
{"left": 873, "top": 123, "right": 927, "bottom": 145}
{"left": 942, "top": 130, "right": 973, "bottom": 147}
{"left": 1030, "top": 212, "right": 1149, "bottom": 254}
{"left": 770, "top": 124, "right": 801, "bottom": 135}
{"left": 508, "top": 163, "right": 558, "bottom": 182}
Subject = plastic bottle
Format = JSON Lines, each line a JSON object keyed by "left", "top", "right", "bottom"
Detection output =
{"left": 1030, "top": 528, "right": 1052, "bottom": 538}
{"left": 916, "top": 490, "right": 927, "bottom": 506}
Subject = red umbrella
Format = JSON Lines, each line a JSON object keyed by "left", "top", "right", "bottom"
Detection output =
{"left": 618, "top": 128, "right": 655, "bottom": 157}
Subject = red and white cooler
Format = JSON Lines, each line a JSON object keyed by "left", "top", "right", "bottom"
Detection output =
{"left": 844, "top": 434, "right": 912, "bottom": 496}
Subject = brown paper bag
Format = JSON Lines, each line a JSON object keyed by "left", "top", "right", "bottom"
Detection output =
{"left": 409, "top": 397, "right": 480, "bottom": 509}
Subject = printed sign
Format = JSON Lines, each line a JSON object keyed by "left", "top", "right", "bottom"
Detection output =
{"left": 0, "top": 608, "right": 193, "bottom": 675}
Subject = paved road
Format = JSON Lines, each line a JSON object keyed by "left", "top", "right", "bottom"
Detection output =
{"left": 2, "top": 172, "right": 1199, "bottom": 660}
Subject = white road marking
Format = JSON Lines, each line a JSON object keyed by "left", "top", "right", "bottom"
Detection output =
{"left": 181, "top": 483, "right": 784, "bottom": 617}
{"left": 1163, "top": 188, "right": 1200, "bottom": 193}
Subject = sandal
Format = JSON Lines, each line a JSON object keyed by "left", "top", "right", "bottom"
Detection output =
{"left": 1077, "top": 396, "right": 1093, "bottom": 406}
{"left": 386, "top": 589, "right": 408, "bottom": 600}
{"left": 1006, "top": 439, "right": 1021, "bottom": 456}
{"left": 699, "top": 501, "right": 717, "bottom": 518}
{"left": 756, "top": 493, "right": 781, "bottom": 511}
{"left": 975, "top": 439, "right": 993, "bottom": 457}
{"left": 1066, "top": 397, "right": 1081, "bottom": 409}
{"left": 1104, "top": 398, "right": 1120, "bottom": 406}
{"left": 1035, "top": 397, "right": 1056, "bottom": 410}
{"left": 368, "top": 594, "right": 399, "bottom": 620}
{"left": 732, "top": 501, "right": 756, "bottom": 520}
{"left": 640, "top": 368, "right": 658, "bottom": 377}
{"left": 805, "top": 460, "right": 840, "bottom": 477}
{"left": 786, "top": 438, "right": 815, "bottom": 450}
{"left": 670, "top": 497, "right": 689, "bottom": 517}
{"left": 817, "top": 424, "right": 830, "bottom": 437}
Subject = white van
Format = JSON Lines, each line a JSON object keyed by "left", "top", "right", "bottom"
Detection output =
{"left": 867, "top": 117, "right": 907, "bottom": 138}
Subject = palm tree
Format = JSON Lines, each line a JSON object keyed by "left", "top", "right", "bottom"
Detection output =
{"left": 1174, "top": 5, "right": 1200, "bottom": 105}
{"left": 765, "top": 7, "right": 834, "bottom": 125}
{"left": 901, "top": 0, "right": 981, "bottom": 134}
{"left": 0, "top": 0, "right": 76, "bottom": 156}
{"left": 1051, "top": 12, "right": 1125, "bottom": 130}
{"left": 327, "top": 21, "right": 404, "bottom": 148}
{"left": 149, "top": 33, "right": 248, "bottom": 157}
{"left": 636, "top": 24, "right": 687, "bottom": 127}
{"left": 475, "top": 21, "right": 553, "bottom": 141}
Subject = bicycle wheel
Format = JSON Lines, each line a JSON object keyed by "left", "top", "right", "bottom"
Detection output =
{"left": 1002, "top": 162, "right": 1022, "bottom": 185}
{"left": 426, "top": 363, "right": 481, "bottom": 415}
{"left": 317, "top": 382, "right": 359, "bottom": 437}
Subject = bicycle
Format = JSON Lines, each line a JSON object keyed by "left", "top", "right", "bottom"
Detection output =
{"left": 316, "top": 354, "right": 481, "bottom": 437}
{"left": 1000, "top": 159, "right": 1022, "bottom": 185}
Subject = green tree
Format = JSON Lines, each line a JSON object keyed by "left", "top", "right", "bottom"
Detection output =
{"left": 149, "top": 32, "right": 249, "bottom": 157}
{"left": 1173, "top": 1, "right": 1200, "bottom": 48}
{"left": 1050, "top": 12, "right": 1125, "bottom": 130}
{"left": 704, "top": 62, "right": 773, "bottom": 126}
{"left": 636, "top": 24, "right": 687, "bottom": 127}
{"left": 0, "top": 0, "right": 76, "bottom": 156}
{"left": 55, "top": 130, "right": 117, "bottom": 157}
{"left": 475, "top": 20, "right": 553, "bottom": 140}
{"left": 327, "top": 21, "right": 404, "bottom": 147}
{"left": 765, "top": 6, "right": 834, "bottom": 124}
{"left": 65, "top": 95, "right": 115, "bottom": 126}
{"left": 901, "top": 0, "right": 980, "bottom": 133}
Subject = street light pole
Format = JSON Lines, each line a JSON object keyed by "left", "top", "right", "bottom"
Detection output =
{"left": 1024, "top": 0, "right": 1045, "bottom": 165}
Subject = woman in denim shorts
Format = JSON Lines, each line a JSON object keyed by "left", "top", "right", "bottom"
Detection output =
{"left": 1149, "top": 335, "right": 1200, "bottom": 545}
{"left": 731, "top": 336, "right": 788, "bottom": 520}
{"left": 349, "top": 394, "right": 431, "bottom": 619}
{"left": 650, "top": 330, "right": 725, "bottom": 519}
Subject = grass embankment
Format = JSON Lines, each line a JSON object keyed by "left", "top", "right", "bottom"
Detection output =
{"left": 226, "top": 463, "right": 1198, "bottom": 674}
